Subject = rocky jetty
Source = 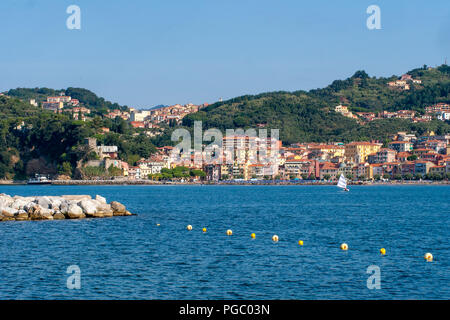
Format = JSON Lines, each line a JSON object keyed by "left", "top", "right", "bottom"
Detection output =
{"left": 0, "top": 194, "right": 133, "bottom": 221}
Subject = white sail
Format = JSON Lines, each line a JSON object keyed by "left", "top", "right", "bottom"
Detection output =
{"left": 337, "top": 174, "right": 347, "bottom": 189}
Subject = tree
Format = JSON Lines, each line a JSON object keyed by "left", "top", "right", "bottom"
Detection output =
{"left": 190, "top": 169, "right": 206, "bottom": 179}
{"left": 108, "top": 165, "right": 123, "bottom": 176}
{"left": 403, "top": 173, "right": 413, "bottom": 180}
{"left": 58, "top": 161, "right": 73, "bottom": 176}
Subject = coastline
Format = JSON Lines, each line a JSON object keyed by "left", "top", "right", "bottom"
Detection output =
{"left": 1, "top": 179, "right": 449, "bottom": 186}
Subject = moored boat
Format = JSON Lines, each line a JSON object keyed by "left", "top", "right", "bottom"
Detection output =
{"left": 27, "top": 174, "right": 52, "bottom": 185}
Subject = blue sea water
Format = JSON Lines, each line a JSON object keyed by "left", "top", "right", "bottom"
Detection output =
{"left": 0, "top": 185, "right": 448, "bottom": 300}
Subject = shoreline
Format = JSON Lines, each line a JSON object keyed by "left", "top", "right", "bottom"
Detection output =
{"left": 1, "top": 180, "right": 449, "bottom": 186}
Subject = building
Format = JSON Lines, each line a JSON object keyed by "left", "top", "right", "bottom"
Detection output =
{"left": 388, "top": 141, "right": 413, "bottom": 153}
{"left": 429, "top": 165, "right": 445, "bottom": 175}
{"left": 345, "top": 142, "right": 382, "bottom": 163}
{"left": 319, "top": 162, "right": 339, "bottom": 180}
{"left": 436, "top": 111, "right": 450, "bottom": 121}
{"left": 367, "top": 148, "right": 396, "bottom": 164}
{"left": 97, "top": 145, "right": 119, "bottom": 159}
{"left": 47, "top": 96, "right": 71, "bottom": 103}
{"left": 414, "top": 161, "right": 433, "bottom": 176}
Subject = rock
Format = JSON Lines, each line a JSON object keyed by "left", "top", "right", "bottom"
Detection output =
{"left": 0, "top": 196, "right": 13, "bottom": 208}
{"left": 60, "top": 201, "right": 69, "bottom": 215}
{"left": 14, "top": 210, "right": 29, "bottom": 221}
{"left": 37, "top": 196, "right": 52, "bottom": 209}
{"left": 0, "top": 194, "right": 132, "bottom": 222}
{"left": 49, "top": 198, "right": 62, "bottom": 210}
{"left": 95, "top": 195, "right": 107, "bottom": 204}
{"left": 111, "top": 201, "right": 126, "bottom": 215}
{"left": 40, "top": 208, "right": 54, "bottom": 220}
{"left": 79, "top": 200, "right": 97, "bottom": 216}
{"left": 94, "top": 203, "right": 113, "bottom": 218}
{"left": 67, "top": 204, "right": 85, "bottom": 219}
{"left": 2, "top": 207, "right": 18, "bottom": 217}
{"left": 53, "top": 212, "right": 65, "bottom": 220}
{"left": 11, "top": 199, "right": 30, "bottom": 210}
{"left": 62, "top": 195, "right": 92, "bottom": 201}
{"left": 98, "top": 203, "right": 113, "bottom": 217}
{"left": 29, "top": 205, "right": 53, "bottom": 220}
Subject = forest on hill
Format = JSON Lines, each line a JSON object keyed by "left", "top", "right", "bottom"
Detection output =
{"left": 0, "top": 96, "right": 155, "bottom": 179}
{"left": 181, "top": 65, "right": 450, "bottom": 144}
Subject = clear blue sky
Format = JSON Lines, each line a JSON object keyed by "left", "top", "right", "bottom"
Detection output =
{"left": 0, "top": 0, "right": 449, "bottom": 108}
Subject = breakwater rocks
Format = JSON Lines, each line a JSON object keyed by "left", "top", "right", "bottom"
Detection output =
{"left": 0, "top": 194, "right": 133, "bottom": 221}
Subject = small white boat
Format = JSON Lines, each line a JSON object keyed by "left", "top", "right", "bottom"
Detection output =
{"left": 27, "top": 174, "right": 52, "bottom": 185}
{"left": 337, "top": 174, "right": 349, "bottom": 192}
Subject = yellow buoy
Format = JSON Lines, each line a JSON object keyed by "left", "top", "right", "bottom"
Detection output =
{"left": 226, "top": 229, "right": 232, "bottom": 236}
{"left": 156, "top": 223, "right": 160, "bottom": 226}
{"left": 424, "top": 253, "right": 433, "bottom": 262}
{"left": 202, "top": 227, "right": 207, "bottom": 233}
{"left": 272, "top": 235, "right": 279, "bottom": 242}
{"left": 187, "top": 225, "right": 193, "bottom": 231}
{"left": 298, "top": 240, "right": 304, "bottom": 246}
{"left": 340, "top": 243, "right": 348, "bottom": 251}
{"left": 251, "top": 233, "right": 256, "bottom": 239}
{"left": 380, "top": 248, "right": 386, "bottom": 255}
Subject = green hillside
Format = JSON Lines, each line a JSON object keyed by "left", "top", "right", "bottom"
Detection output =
{"left": 0, "top": 96, "right": 154, "bottom": 179}
{"left": 182, "top": 65, "right": 450, "bottom": 144}
{"left": 5, "top": 87, "right": 128, "bottom": 112}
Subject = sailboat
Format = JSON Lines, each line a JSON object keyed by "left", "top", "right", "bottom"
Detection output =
{"left": 337, "top": 174, "right": 349, "bottom": 192}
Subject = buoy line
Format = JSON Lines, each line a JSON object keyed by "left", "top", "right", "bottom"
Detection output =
{"left": 180, "top": 224, "right": 433, "bottom": 261}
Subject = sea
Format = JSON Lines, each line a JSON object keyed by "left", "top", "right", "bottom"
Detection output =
{"left": 0, "top": 185, "right": 448, "bottom": 299}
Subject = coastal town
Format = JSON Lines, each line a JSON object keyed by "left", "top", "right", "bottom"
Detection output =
{"left": 4, "top": 85, "right": 447, "bottom": 196}
{"left": 2, "top": 71, "right": 450, "bottom": 184}
{"left": 56, "top": 130, "right": 450, "bottom": 184}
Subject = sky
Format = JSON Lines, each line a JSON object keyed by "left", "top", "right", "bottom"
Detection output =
{"left": 0, "top": 0, "right": 449, "bottom": 108}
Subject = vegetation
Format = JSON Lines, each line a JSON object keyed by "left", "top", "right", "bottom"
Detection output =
{"left": 0, "top": 96, "right": 156, "bottom": 179}
{"left": 148, "top": 166, "right": 206, "bottom": 181}
{"left": 181, "top": 65, "right": 450, "bottom": 144}
{"left": 6, "top": 87, "right": 128, "bottom": 113}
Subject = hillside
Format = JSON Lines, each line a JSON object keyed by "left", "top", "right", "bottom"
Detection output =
{"left": 0, "top": 96, "right": 155, "bottom": 180}
{"left": 5, "top": 87, "right": 128, "bottom": 113}
{"left": 182, "top": 65, "right": 450, "bottom": 144}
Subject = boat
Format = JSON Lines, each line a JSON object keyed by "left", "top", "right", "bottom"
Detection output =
{"left": 337, "top": 173, "right": 349, "bottom": 192}
{"left": 27, "top": 174, "right": 52, "bottom": 185}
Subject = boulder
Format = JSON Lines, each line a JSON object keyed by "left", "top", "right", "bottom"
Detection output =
{"left": 0, "top": 194, "right": 132, "bottom": 222}
{"left": 29, "top": 205, "right": 53, "bottom": 220}
{"left": 11, "top": 199, "right": 30, "bottom": 210}
{"left": 40, "top": 208, "right": 54, "bottom": 220}
{"left": 53, "top": 212, "right": 66, "bottom": 220}
{"left": 49, "top": 198, "right": 62, "bottom": 210}
{"left": 2, "top": 207, "right": 18, "bottom": 217}
{"left": 60, "top": 201, "right": 69, "bottom": 215}
{"left": 95, "top": 203, "right": 113, "bottom": 218}
{"left": 14, "top": 210, "right": 29, "bottom": 221}
{"left": 0, "top": 196, "right": 13, "bottom": 208}
{"left": 67, "top": 204, "right": 85, "bottom": 219}
{"left": 95, "top": 195, "right": 107, "bottom": 204}
{"left": 36, "top": 196, "right": 52, "bottom": 209}
{"left": 79, "top": 200, "right": 97, "bottom": 216}
{"left": 62, "top": 195, "right": 92, "bottom": 201}
{"left": 111, "top": 201, "right": 126, "bottom": 215}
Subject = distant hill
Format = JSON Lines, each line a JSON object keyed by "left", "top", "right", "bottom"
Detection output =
{"left": 6, "top": 87, "right": 128, "bottom": 113}
{"left": 182, "top": 65, "right": 450, "bottom": 144}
